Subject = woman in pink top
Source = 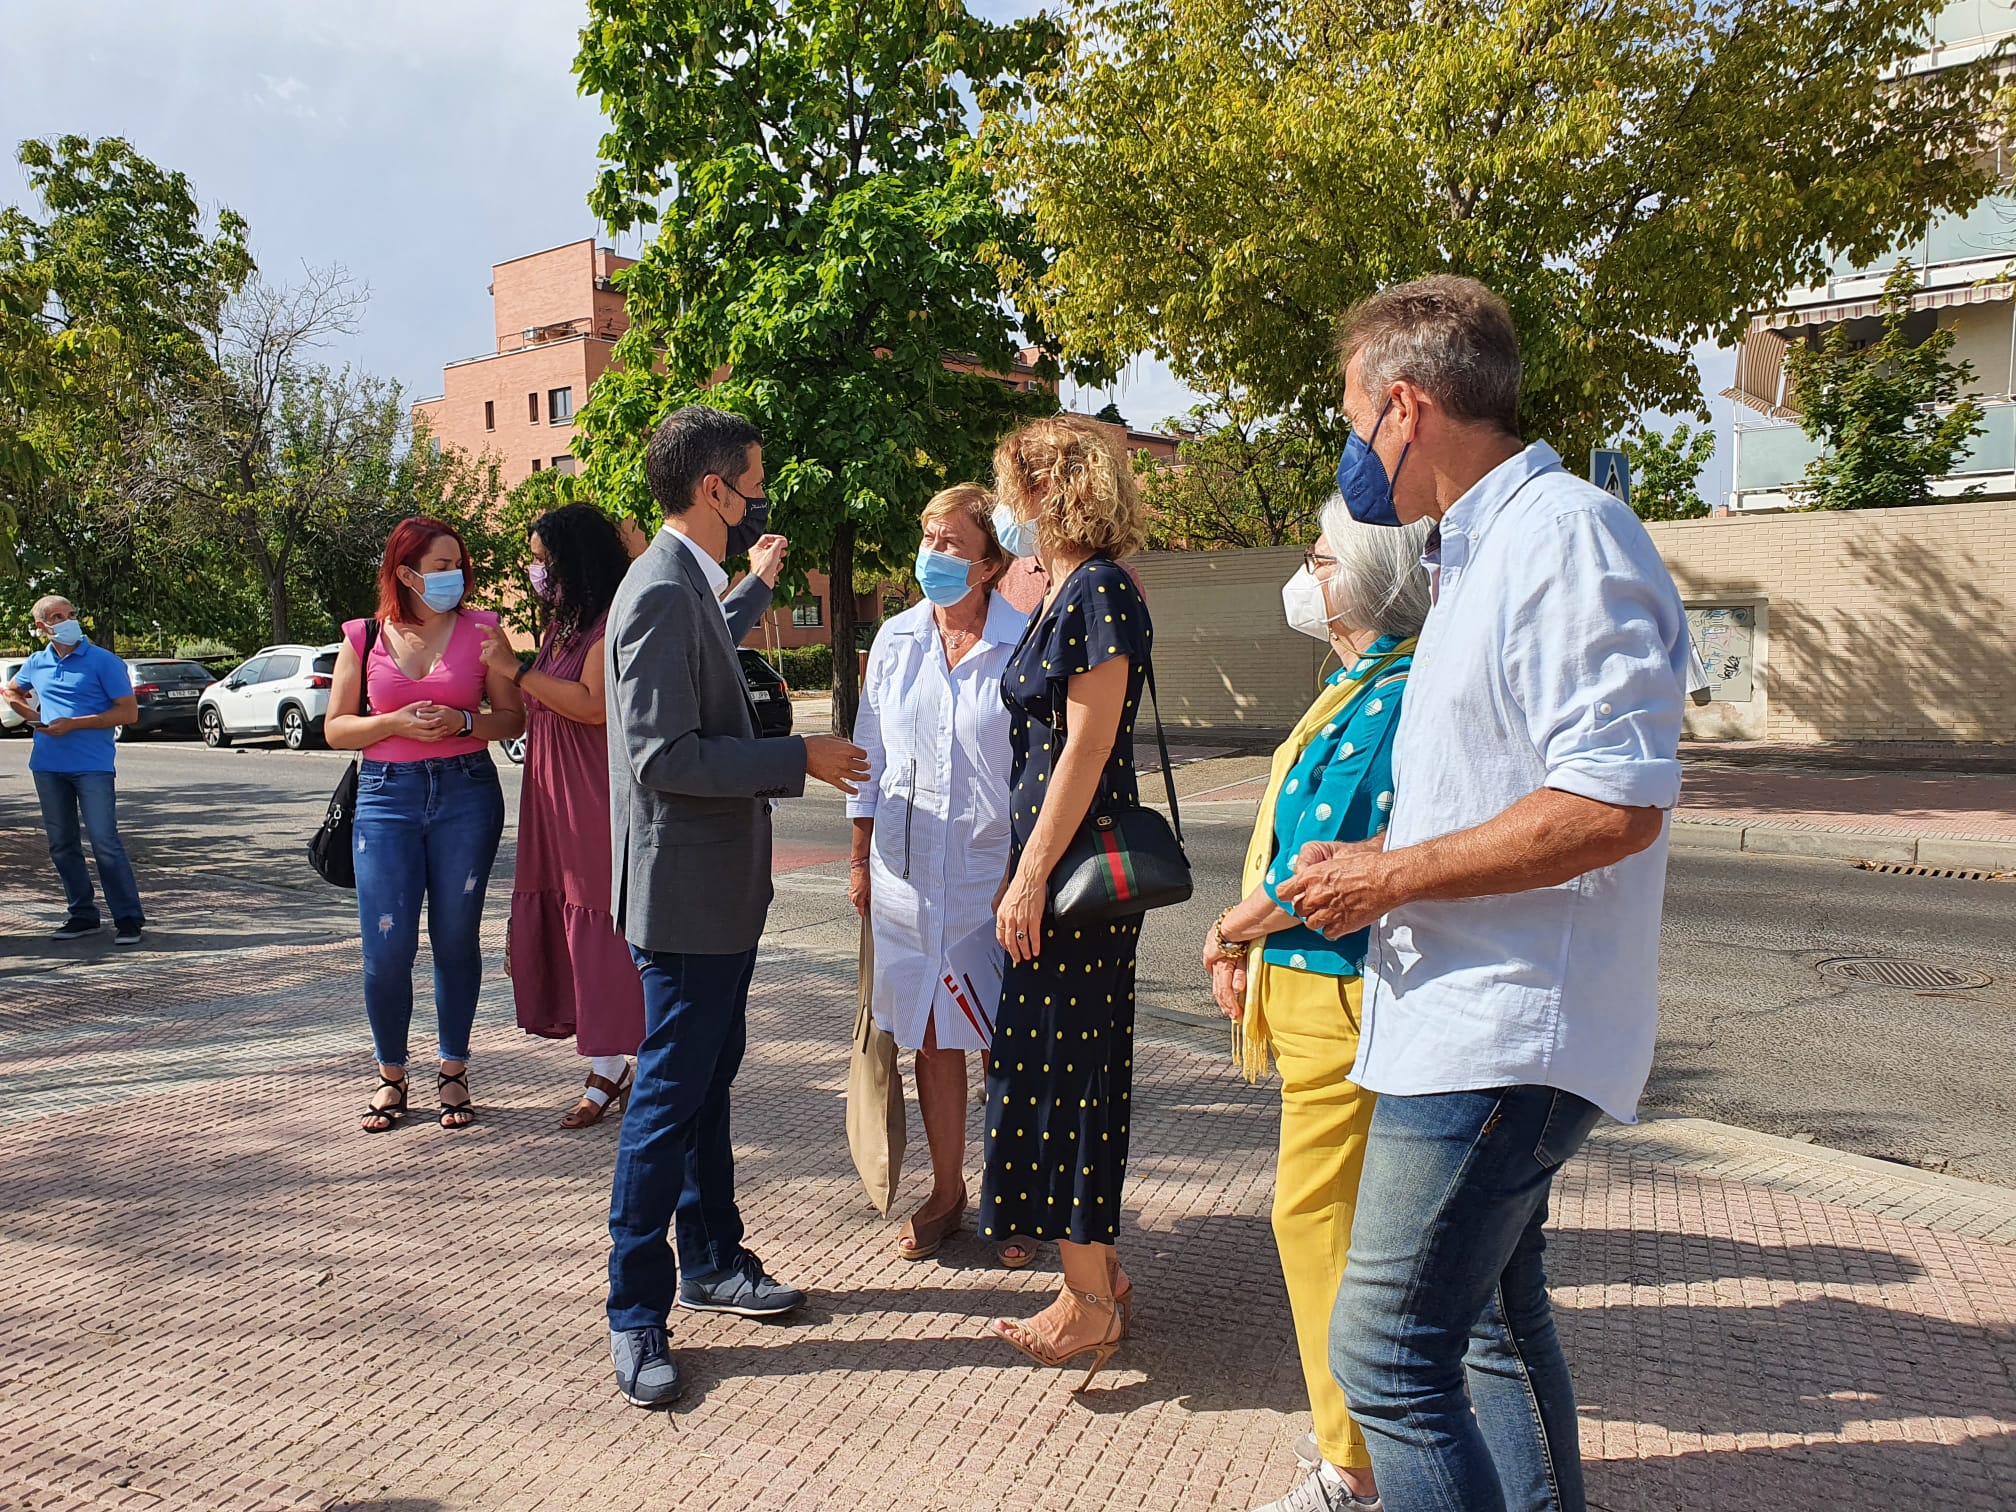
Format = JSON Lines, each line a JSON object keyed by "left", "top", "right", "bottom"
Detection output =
{"left": 326, "top": 516, "right": 525, "bottom": 1133}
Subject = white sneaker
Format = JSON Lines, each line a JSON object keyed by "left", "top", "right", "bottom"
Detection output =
{"left": 1249, "top": 1461, "right": 1382, "bottom": 1512}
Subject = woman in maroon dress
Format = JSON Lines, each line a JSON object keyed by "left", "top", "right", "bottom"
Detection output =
{"left": 484, "top": 503, "right": 643, "bottom": 1127}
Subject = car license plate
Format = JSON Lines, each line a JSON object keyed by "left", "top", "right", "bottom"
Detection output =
{"left": 748, "top": 689, "right": 771, "bottom": 702}
{"left": 170, "top": 689, "right": 199, "bottom": 700}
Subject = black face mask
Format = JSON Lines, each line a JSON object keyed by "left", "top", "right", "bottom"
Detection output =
{"left": 722, "top": 486, "right": 769, "bottom": 557}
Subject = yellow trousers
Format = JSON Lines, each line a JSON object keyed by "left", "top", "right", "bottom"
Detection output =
{"left": 1260, "top": 965, "right": 1377, "bottom": 1470}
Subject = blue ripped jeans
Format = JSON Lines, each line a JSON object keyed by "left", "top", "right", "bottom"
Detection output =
{"left": 1330, "top": 1085, "right": 1605, "bottom": 1512}
{"left": 352, "top": 753, "right": 505, "bottom": 1067}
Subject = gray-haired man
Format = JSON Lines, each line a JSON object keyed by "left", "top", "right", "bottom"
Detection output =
{"left": 603, "top": 405, "right": 868, "bottom": 1408}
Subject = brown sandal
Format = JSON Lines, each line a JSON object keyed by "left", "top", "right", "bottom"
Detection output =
{"left": 991, "top": 1285, "right": 1125, "bottom": 1392}
{"left": 997, "top": 1233, "right": 1039, "bottom": 1269}
{"left": 896, "top": 1189, "right": 968, "bottom": 1261}
{"left": 560, "top": 1064, "right": 633, "bottom": 1129}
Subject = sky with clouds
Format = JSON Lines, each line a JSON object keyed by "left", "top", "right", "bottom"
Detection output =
{"left": 3, "top": 0, "right": 1734, "bottom": 499}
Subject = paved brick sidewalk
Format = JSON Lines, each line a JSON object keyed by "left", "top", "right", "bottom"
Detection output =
{"left": 3, "top": 865, "right": 2015, "bottom": 1510}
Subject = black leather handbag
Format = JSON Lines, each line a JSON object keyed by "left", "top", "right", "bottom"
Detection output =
{"left": 308, "top": 620, "right": 377, "bottom": 889}
{"left": 1047, "top": 663, "right": 1193, "bottom": 923}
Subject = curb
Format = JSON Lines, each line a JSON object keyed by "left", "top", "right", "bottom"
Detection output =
{"left": 1672, "top": 818, "right": 2016, "bottom": 870}
{"left": 1599, "top": 1114, "right": 2016, "bottom": 1245}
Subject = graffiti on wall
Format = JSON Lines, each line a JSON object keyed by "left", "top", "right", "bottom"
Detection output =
{"left": 1686, "top": 605, "right": 1756, "bottom": 702}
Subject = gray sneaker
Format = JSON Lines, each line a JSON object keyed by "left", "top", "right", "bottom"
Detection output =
{"left": 1249, "top": 1464, "right": 1382, "bottom": 1512}
{"left": 609, "top": 1325, "right": 684, "bottom": 1408}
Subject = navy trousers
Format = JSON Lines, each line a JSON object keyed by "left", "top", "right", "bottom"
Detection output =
{"left": 606, "top": 944, "right": 757, "bottom": 1331}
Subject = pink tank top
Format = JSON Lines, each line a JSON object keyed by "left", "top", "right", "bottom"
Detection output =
{"left": 343, "top": 611, "right": 499, "bottom": 763}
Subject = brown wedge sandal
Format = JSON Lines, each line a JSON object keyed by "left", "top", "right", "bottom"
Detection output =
{"left": 560, "top": 1063, "right": 634, "bottom": 1129}
{"left": 896, "top": 1189, "right": 968, "bottom": 1261}
{"left": 991, "top": 1284, "right": 1125, "bottom": 1392}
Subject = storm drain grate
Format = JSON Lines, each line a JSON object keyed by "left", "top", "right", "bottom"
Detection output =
{"left": 1852, "top": 860, "right": 2014, "bottom": 882}
{"left": 1817, "top": 956, "right": 1993, "bottom": 991}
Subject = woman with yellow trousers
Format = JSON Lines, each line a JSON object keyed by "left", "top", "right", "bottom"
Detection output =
{"left": 1202, "top": 494, "right": 1431, "bottom": 1512}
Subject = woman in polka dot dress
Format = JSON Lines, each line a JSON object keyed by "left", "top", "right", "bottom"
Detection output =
{"left": 980, "top": 416, "right": 1154, "bottom": 1389}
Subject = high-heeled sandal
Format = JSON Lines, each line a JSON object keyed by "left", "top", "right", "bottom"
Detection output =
{"left": 1112, "top": 1263, "right": 1135, "bottom": 1335}
{"left": 897, "top": 1188, "right": 968, "bottom": 1261}
{"left": 991, "top": 1285, "right": 1124, "bottom": 1392}
{"left": 438, "top": 1068, "right": 476, "bottom": 1129}
{"left": 560, "top": 1063, "right": 633, "bottom": 1129}
{"left": 360, "top": 1072, "right": 407, "bottom": 1133}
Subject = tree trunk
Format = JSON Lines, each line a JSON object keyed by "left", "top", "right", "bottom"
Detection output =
{"left": 828, "top": 520, "right": 860, "bottom": 738}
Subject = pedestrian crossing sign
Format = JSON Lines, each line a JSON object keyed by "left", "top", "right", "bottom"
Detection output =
{"left": 1590, "top": 448, "right": 1631, "bottom": 505}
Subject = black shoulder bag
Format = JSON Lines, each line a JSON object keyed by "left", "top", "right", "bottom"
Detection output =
{"left": 1047, "top": 661, "right": 1194, "bottom": 923}
{"left": 308, "top": 620, "right": 378, "bottom": 889}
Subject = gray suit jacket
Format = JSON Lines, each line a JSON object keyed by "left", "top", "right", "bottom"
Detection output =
{"left": 606, "top": 532, "right": 808, "bottom": 954}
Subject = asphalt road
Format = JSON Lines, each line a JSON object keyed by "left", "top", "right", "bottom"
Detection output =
{"left": 5, "top": 734, "right": 2013, "bottom": 1185}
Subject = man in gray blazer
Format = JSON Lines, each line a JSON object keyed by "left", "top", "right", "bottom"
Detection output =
{"left": 605, "top": 405, "right": 868, "bottom": 1408}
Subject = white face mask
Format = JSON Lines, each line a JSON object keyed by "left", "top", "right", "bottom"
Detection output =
{"left": 1281, "top": 565, "right": 1337, "bottom": 643}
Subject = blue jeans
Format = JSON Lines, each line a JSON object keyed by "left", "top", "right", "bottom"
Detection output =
{"left": 606, "top": 945, "right": 758, "bottom": 1331}
{"left": 352, "top": 753, "right": 504, "bottom": 1067}
{"left": 33, "top": 769, "right": 144, "bottom": 929}
{"left": 1330, "top": 1085, "right": 1604, "bottom": 1512}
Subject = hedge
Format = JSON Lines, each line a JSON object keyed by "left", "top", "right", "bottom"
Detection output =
{"left": 766, "top": 644, "right": 833, "bottom": 691}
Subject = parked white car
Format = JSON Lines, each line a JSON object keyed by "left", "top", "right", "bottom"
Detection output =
{"left": 197, "top": 643, "right": 341, "bottom": 750}
{"left": 0, "top": 657, "right": 38, "bottom": 733}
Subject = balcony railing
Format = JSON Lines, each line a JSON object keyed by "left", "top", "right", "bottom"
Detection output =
{"left": 1829, "top": 193, "right": 2016, "bottom": 283}
{"left": 1735, "top": 401, "right": 2016, "bottom": 494}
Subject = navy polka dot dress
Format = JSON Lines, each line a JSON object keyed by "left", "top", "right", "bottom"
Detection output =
{"left": 979, "top": 556, "right": 1153, "bottom": 1247}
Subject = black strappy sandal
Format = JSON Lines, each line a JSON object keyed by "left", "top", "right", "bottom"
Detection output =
{"left": 361, "top": 1072, "right": 407, "bottom": 1133}
{"left": 438, "top": 1068, "right": 477, "bottom": 1129}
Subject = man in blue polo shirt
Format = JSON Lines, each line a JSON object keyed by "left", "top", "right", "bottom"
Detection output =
{"left": 3, "top": 594, "right": 146, "bottom": 944}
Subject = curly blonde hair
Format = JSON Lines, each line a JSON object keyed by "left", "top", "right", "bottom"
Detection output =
{"left": 992, "top": 416, "right": 1146, "bottom": 560}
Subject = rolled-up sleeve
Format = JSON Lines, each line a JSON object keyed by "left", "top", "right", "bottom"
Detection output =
{"left": 1505, "top": 506, "right": 1686, "bottom": 811}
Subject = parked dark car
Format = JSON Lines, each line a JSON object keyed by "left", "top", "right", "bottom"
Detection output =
{"left": 121, "top": 659, "right": 216, "bottom": 739}
{"left": 739, "top": 648, "right": 794, "bottom": 738}
{"left": 498, "top": 648, "right": 794, "bottom": 764}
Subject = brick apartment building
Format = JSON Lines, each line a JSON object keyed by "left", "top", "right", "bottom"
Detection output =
{"left": 412, "top": 238, "right": 1182, "bottom": 655}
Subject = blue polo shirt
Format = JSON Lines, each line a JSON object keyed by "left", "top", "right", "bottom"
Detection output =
{"left": 12, "top": 640, "right": 131, "bottom": 774}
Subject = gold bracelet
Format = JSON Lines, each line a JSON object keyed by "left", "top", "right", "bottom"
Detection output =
{"left": 1213, "top": 909, "right": 1250, "bottom": 959}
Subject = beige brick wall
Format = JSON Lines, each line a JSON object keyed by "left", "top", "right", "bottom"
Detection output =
{"left": 1648, "top": 499, "right": 2016, "bottom": 743}
{"left": 1129, "top": 545, "right": 1330, "bottom": 730}
{"left": 1134, "top": 501, "right": 2016, "bottom": 743}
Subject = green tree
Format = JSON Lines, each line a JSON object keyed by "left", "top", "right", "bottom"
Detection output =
{"left": 1784, "top": 263, "right": 1983, "bottom": 511}
{"left": 997, "top": 0, "right": 2005, "bottom": 464}
{"left": 0, "top": 135, "right": 252, "bottom": 648}
{"left": 573, "top": 0, "right": 1066, "bottom": 734}
{"left": 1139, "top": 398, "right": 1330, "bottom": 549}
{"left": 167, "top": 269, "right": 399, "bottom": 645}
{"left": 1621, "top": 420, "right": 1716, "bottom": 521}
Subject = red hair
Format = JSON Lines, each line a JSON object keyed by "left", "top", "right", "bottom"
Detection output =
{"left": 376, "top": 516, "right": 475, "bottom": 624}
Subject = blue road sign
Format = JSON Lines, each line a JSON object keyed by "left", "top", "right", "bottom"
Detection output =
{"left": 1590, "top": 447, "right": 1631, "bottom": 505}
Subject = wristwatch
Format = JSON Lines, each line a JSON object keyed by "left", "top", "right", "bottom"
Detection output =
{"left": 460, "top": 708, "right": 475, "bottom": 737}
{"left": 1212, "top": 909, "right": 1250, "bottom": 960}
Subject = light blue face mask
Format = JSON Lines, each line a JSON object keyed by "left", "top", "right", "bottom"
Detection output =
{"left": 416, "top": 569, "right": 466, "bottom": 613}
{"left": 47, "top": 619, "right": 85, "bottom": 647}
{"left": 991, "top": 502, "right": 1039, "bottom": 560}
{"left": 915, "top": 546, "right": 978, "bottom": 608}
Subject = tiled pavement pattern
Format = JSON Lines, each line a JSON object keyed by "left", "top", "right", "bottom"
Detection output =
{"left": 5, "top": 871, "right": 2016, "bottom": 1510}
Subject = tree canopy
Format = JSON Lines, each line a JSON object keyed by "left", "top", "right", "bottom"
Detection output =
{"left": 1139, "top": 398, "right": 1330, "bottom": 549}
{"left": 1622, "top": 420, "right": 1717, "bottom": 521}
{"left": 572, "top": 0, "right": 1067, "bottom": 732}
{"left": 997, "top": 0, "right": 2006, "bottom": 462}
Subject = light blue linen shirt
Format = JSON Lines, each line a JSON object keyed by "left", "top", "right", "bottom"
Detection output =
{"left": 1354, "top": 442, "right": 1689, "bottom": 1124}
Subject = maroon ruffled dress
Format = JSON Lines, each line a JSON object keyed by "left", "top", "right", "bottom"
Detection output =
{"left": 509, "top": 613, "right": 644, "bottom": 1056}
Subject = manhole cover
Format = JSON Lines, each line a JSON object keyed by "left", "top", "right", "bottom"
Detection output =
{"left": 1817, "top": 956, "right": 1993, "bottom": 991}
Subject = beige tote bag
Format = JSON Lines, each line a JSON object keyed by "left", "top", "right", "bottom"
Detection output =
{"left": 846, "top": 917, "right": 906, "bottom": 1214}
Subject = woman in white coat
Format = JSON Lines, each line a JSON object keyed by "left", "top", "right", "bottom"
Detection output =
{"left": 848, "top": 483, "right": 1027, "bottom": 1261}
